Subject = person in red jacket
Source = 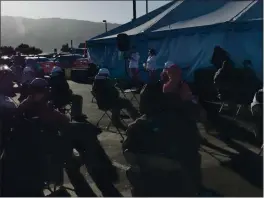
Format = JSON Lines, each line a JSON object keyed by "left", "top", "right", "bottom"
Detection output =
{"left": 162, "top": 62, "right": 208, "bottom": 127}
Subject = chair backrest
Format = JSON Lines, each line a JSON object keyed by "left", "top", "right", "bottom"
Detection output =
{"left": 93, "top": 79, "right": 116, "bottom": 110}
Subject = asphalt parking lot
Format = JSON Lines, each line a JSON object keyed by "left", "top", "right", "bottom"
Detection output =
{"left": 45, "top": 81, "right": 263, "bottom": 197}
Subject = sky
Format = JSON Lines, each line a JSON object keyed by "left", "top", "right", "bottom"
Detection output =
{"left": 1, "top": 1, "right": 170, "bottom": 24}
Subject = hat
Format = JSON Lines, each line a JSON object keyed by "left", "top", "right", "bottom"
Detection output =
{"left": 98, "top": 68, "right": 110, "bottom": 76}
{"left": 0, "top": 65, "right": 12, "bottom": 73}
{"left": 0, "top": 65, "right": 13, "bottom": 81}
{"left": 30, "top": 78, "right": 48, "bottom": 89}
{"left": 51, "top": 66, "right": 63, "bottom": 76}
{"left": 164, "top": 61, "right": 176, "bottom": 69}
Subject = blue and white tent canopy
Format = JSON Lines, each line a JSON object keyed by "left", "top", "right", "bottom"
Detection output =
{"left": 87, "top": 0, "right": 263, "bottom": 81}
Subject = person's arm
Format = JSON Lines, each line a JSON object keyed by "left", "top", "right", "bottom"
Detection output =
{"left": 38, "top": 105, "right": 70, "bottom": 129}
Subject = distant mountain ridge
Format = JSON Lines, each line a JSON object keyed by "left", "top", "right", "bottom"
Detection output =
{"left": 1, "top": 16, "right": 121, "bottom": 52}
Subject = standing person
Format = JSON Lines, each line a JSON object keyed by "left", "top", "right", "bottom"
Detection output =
{"left": 144, "top": 49, "right": 157, "bottom": 82}
{"left": 129, "top": 46, "right": 140, "bottom": 87}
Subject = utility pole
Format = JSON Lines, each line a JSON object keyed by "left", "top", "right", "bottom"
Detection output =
{"left": 146, "top": 0, "right": 148, "bottom": 14}
{"left": 70, "top": 40, "right": 73, "bottom": 54}
{"left": 103, "top": 20, "right": 108, "bottom": 32}
{"left": 133, "top": 0, "right": 136, "bottom": 21}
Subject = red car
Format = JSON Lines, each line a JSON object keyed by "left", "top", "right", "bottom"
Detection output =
{"left": 25, "top": 56, "right": 56, "bottom": 74}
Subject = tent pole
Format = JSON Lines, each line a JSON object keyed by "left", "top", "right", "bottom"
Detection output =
{"left": 146, "top": 0, "right": 148, "bottom": 14}
{"left": 133, "top": 0, "right": 137, "bottom": 20}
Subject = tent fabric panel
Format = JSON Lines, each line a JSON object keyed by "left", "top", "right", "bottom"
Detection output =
{"left": 154, "top": 29, "right": 262, "bottom": 81}
{"left": 234, "top": 0, "right": 263, "bottom": 21}
{"left": 90, "top": 1, "right": 176, "bottom": 41}
{"left": 154, "top": 0, "right": 254, "bottom": 32}
{"left": 93, "top": 1, "right": 183, "bottom": 40}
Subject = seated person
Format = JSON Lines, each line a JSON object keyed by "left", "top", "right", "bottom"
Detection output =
{"left": 212, "top": 49, "right": 236, "bottom": 101}
{"left": 92, "top": 68, "right": 139, "bottom": 130}
{"left": 18, "top": 78, "right": 70, "bottom": 129}
{"left": 0, "top": 65, "right": 18, "bottom": 127}
{"left": 123, "top": 87, "right": 201, "bottom": 196}
{"left": 162, "top": 62, "right": 206, "bottom": 121}
{"left": 251, "top": 88, "right": 263, "bottom": 144}
{"left": 19, "top": 59, "right": 40, "bottom": 102}
{"left": 18, "top": 78, "right": 120, "bottom": 197}
{"left": 49, "top": 66, "right": 72, "bottom": 110}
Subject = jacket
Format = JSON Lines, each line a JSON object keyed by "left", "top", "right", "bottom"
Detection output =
{"left": 92, "top": 77, "right": 119, "bottom": 109}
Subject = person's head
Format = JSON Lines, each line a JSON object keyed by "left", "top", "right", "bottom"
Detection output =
{"left": 148, "top": 49, "right": 156, "bottom": 56}
{"left": 243, "top": 60, "right": 252, "bottom": 67}
{"left": 25, "top": 58, "right": 38, "bottom": 70}
{"left": 0, "top": 65, "right": 14, "bottom": 96}
{"left": 211, "top": 46, "right": 230, "bottom": 69}
{"left": 164, "top": 61, "right": 182, "bottom": 83}
{"left": 51, "top": 66, "right": 64, "bottom": 77}
{"left": 29, "top": 78, "right": 49, "bottom": 102}
{"left": 97, "top": 68, "right": 110, "bottom": 79}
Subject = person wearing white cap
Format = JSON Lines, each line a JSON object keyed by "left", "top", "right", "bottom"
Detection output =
{"left": 92, "top": 68, "right": 139, "bottom": 130}
{"left": 94, "top": 68, "right": 110, "bottom": 80}
{"left": 50, "top": 65, "right": 72, "bottom": 111}
{"left": 51, "top": 66, "right": 63, "bottom": 76}
{"left": 0, "top": 65, "right": 17, "bottom": 111}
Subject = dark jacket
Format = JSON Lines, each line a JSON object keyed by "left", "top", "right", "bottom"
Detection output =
{"left": 50, "top": 75, "right": 71, "bottom": 106}
{"left": 92, "top": 77, "right": 119, "bottom": 109}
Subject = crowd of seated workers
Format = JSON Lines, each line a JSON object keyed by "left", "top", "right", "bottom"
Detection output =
{"left": 210, "top": 46, "right": 263, "bottom": 143}
{"left": 0, "top": 60, "right": 122, "bottom": 196}
{"left": 91, "top": 57, "right": 210, "bottom": 195}
{"left": 0, "top": 44, "right": 262, "bottom": 196}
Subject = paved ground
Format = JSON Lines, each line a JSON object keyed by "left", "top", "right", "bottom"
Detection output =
{"left": 45, "top": 81, "right": 263, "bottom": 197}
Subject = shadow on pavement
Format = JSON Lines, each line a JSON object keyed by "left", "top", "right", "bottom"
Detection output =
{"left": 222, "top": 139, "right": 263, "bottom": 190}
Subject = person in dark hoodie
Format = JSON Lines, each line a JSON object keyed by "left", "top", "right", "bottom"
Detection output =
{"left": 49, "top": 66, "right": 72, "bottom": 111}
{"left": 123, "top": 80, "right": 202, "bottom": 196}
{"left": 92, "top": 68, "right": 140, "bottom": 130}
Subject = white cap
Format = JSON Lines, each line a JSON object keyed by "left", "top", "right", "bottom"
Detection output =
{"left": 51, "top": 66, "right": 62, "bottom": 74}
{"left": 164, "top": 61, "right": 175, "bottom": 69}
{"left": 98, "top": 68, "right": 110, "bottom": 76}
{"left": 23, "top": 66, "right": 33, "bottom": 73}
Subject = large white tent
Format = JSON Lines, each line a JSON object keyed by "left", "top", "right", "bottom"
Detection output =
{"left": 87, "top": 0, "right": 263, "bottom": 81}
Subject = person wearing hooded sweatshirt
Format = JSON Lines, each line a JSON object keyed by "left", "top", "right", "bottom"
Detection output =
{"left": 50, "top": 66, "right": 72, "bottom": 109}
{"left": 123, "top": 83, "right": 202, "bottom": 196}
{"left": 162, "top": 61, "right": 207, "bottom": 124}
{"left": 92, "top": 68, "right": 140, "bottom": 130}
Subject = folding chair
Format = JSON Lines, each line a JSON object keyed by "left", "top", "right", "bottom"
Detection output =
{"left": 123, "top": 88, "right": 140, "bottom": 105}
{"left": 96, "top": 108, "right": 126, "bottom": 142}
{"left": 258, "top": 144, "right": 263, "bottom": 156}
{"left": 91, "top": 91, "right": 96, "bottom": 103}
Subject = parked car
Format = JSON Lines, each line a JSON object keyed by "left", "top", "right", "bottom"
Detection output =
{"left": 25, "top": 56, "right": 56, "bottom": 74}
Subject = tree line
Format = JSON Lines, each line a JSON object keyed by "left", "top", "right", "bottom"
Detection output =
{"left": 0, "top": 42, "right": 86, "bottom": 56}
{"left": 0, "top": 44, "right": 43, "bottom": 56}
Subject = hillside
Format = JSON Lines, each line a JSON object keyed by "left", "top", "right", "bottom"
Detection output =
{"left": 1, "top": 16, "right": 120, "bottom": 52}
